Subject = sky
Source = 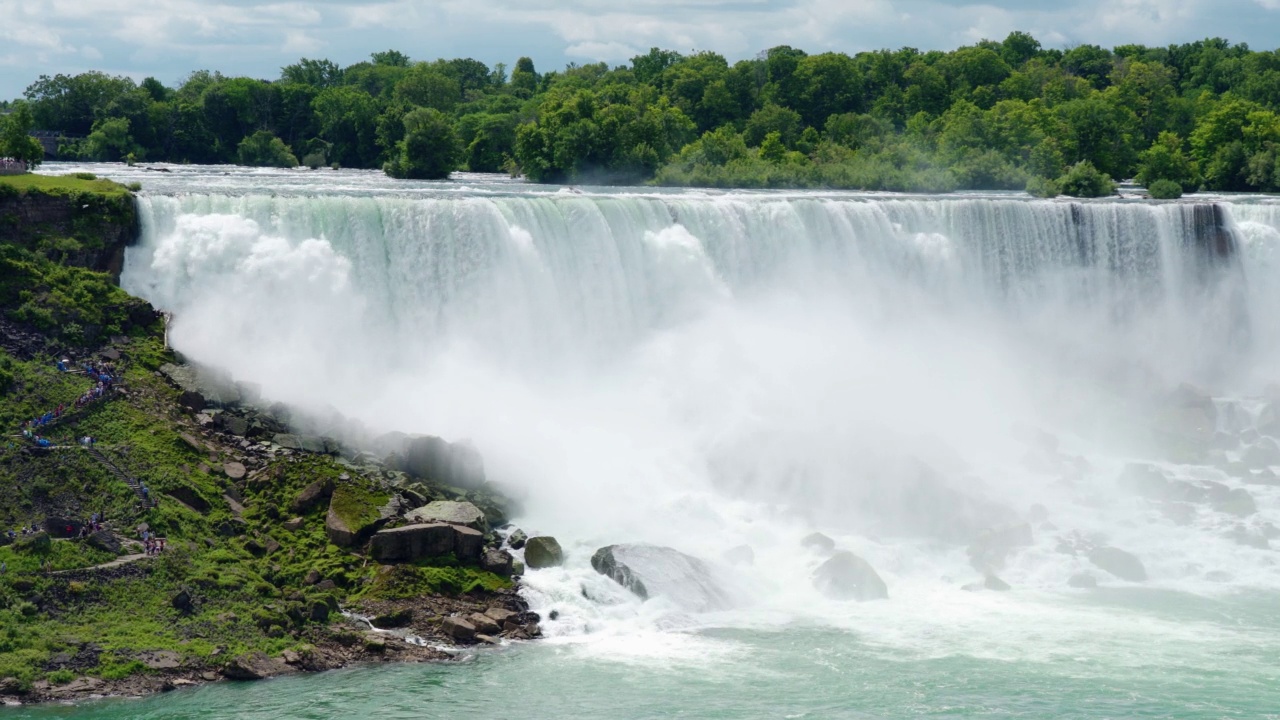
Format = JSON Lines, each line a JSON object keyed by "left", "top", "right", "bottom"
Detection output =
{"left": 5, "top": 0, "right": 1280, "bottom": 99}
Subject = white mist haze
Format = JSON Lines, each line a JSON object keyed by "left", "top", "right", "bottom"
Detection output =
{"left": 113, "top": 175, "right": 1280, "bottom": 656}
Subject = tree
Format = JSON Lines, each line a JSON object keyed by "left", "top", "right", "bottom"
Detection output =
{"left": 631, "top": 48, "right": 683, "bottom": 84}
{"left": 394, "top": 64, "right": 461, "bottom": 112}
{"left": 511, "top": 57, "right": 538, "bottom": 96}
{"left": 0, "top": 102, "right": 44, "bottom": 168}
{"left": 1135, "top": 132, "right": 1197, "bottom": 190}
{"left": 237, "top": 131, "right": 299, "bottom": 167}
{"left": 313, "top": 86, "right": 380, "bottom": 167}
{"left": 744, "top": 103, "right": 802, "bottom": 147}
{"left": 83, "top": 117, "right": 141, "bottom": 161}
{"left": 371, "top": 50, "right": 411, "bottom": 67}
{"left": 384, "top": 108, "right": 461, "bottom": 179}
{"left": 281, "top": 58, "right": 344, "bottom": 88}
{"left": 23, "top": 71, "right": 137, "bottom": 135}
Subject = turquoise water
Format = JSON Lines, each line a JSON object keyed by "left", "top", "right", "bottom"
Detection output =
{"left": 12, "top": 589, "right": 1280, "bottom": 719}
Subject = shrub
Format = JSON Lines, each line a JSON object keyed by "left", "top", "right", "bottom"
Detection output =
{"left": 72, "top": 172, "right": 97, "bottom": 180}
{"left": 125, "top": 182, "right": 142, "bottom": 192}
{"left": 237, "top": 131, "right": 299, "bottom": 168}
{"left": 1147, "top": 178, "right": 1183, "bottom": 199}
{"left": 1026, "top": 175, "right": 1060, "bottom": 198}
{"left": 1057, "top": 160, "right": 1115, "bottom": 198}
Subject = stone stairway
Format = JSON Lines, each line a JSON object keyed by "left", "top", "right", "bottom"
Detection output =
{"left": 86, "top": 446, "right": 153, "bottom": 509}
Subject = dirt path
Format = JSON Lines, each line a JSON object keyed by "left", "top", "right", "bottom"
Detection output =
{"left": 51, "top": 553, "right": 148, "bottom": 575}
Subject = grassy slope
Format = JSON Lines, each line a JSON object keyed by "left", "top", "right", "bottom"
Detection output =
{"left": 0, "top": 180, "right": 511, "bottom": 693}
{"left": 0, "top": 173, "right": 135, "bottom": 199}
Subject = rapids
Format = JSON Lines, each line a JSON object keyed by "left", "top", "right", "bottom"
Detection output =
{"left": 23, "top": 162, "right": 1280, "bottom": 717}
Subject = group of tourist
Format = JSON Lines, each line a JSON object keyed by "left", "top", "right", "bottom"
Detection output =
{"left": 17, "top": 360, "right": 119, "bottom": 448}
{"left": 139, "top": 528, "right": 165, "bottom": 555}
{"left": 5, "top": 524, "right": 42, "bottom": 540}
{"left": 0, "top": 158, "right": 26, "bottom": 174}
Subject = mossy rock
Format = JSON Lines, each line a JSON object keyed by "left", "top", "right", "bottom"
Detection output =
{"left": 325, "top": 483, "right": 390, "bottom": 547}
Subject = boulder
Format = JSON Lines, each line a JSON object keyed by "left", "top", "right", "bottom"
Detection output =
{"left": 467, "top": 613, "right": 501, "bottom": 635}
{"left": 393, "top": 435, "right": 486, "bottom": 490}
{"left": 290, "top": 479, "right": 334, "bottom": 515}
{"left": 481, "top": 548, "right": 514, "bottom": 576}
{"left": 43, "top": 518, "right": 82, "bottom": 538}
{"left": 813, "top": 551, "right": 889, "bottom": 601}
{"left": 1087, "top": 546, "right": 1147, "bottom": 582}
{"left": 1244, "top": 437, "right": 1280, "bottom": 468}
{"left": 1068, "top": 573, "right": 1098, "bottom": 589}
{"left": 86, "top": 529, "right": 121, "bottom": 554}
{"left": 220, "top": 415, "right": 250, "bottom": 437}
{"left": 282, "top": 517, "right": 305, "bottom": 532}
{"left": 372, "top": 609, "right": 413, "bottom": 628}
{"left": 370, "top": 523, "right": 456, "bottom": 563}
{"left": 159, "top": 363, "right": 241, "bottom": 408}
{"left": 0, "top": 676, "right": 21, "bottom": 695}
{"left": 406, "top": 500, "right": 486, "bottom": 531}
{"left": 723, "top": 545, "right": 755, "bottom": 566}
{"left": 220, "top": 652, "right": 294, "bottom": 681}
{"left": 590, "top": 544, "right": 732, "bottom": 611}
{"left": 453, "top": 526, "right": 484, "bottom": 564}
{"left": 178, "top": 390, "right": 206, "bottom": 412}
{"left": 324, "top": 485, "right": 389, "bottom": 547}
{"left": 801, "top": 532, "right": 836, "bottom": 554}
{"left": 983, "top": 573, "right": 1011, "bottom": 591}
{"left": 274, "top": 434, "right": 329, "bottom": 454}
{"left": 171, "top": 589, "right": 193, "bottom": 613}
{"left": 223, "top": 461, "right": 247, "bottom": 480}
{"left": 506, "top": 528, "right": 528, "bottom": 550}
{"left": 967, "top": 522, "right": 1033, "bottom": 571}
{"left": 167, "top": 486, "right": 211, "bottom": 513}
{"left": 441, "top": 616, "right": 476, "bottom": 642}
{"left": 524, "top": 536, "right": 564, "bottom": 569}
{"left": 1211, "top": 488, "right": 1257, "bottom": 517}
{"left": 484, "top": 607, "right": 518, "bottom": 624}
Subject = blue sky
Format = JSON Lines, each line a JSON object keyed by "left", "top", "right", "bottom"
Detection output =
{"left": 4, "top": 0, "right": 1280, "bottom": 99}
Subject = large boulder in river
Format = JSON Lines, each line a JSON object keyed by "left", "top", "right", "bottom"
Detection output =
{"left": 813, "top": 551, "right": 889, "bottom": 601}
{"left": 1087, "top": 546, "right": 1147, "bottom": 582}
{"left": 590, "top": 544, "right": 732, "bottom": 612}
{"left": 406, "top": 500, "right": 486, "bottom": 531}
{"left": 524, "top": 536, "right": 564, "bottom": 569}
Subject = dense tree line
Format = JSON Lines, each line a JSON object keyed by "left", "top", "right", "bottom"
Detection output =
{"left": 12, "top": 34, "right": 1280, "bottom": 195}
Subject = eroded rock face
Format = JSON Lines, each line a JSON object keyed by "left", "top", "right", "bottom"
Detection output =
{"left": 1088, "top": 546, "right": 1147, "bottom": 582}
{"left": 590, "top": 544, "right": 732, "bottom": 612}
{"left": 524, "top": 536, "right": 564, "bottom": 569}
{"left": 813, "top": 551, "right": 889, "bottom": 601}
{"left": 220, "top": 652, "right": 295, "bottom": 681}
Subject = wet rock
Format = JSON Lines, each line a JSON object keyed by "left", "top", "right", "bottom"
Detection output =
{"left": 390, "top": 435, "right": 487, "bottom": 491}
{"left": 441, "top": 616, "right": 476, "bottom": 642}
{"left": 221, "top": 652, "right": 295, "bottom": 680}
{"left": 967, "top": 522, "right": 1033, "bottom": 572}
{"left": 1211, "top": 488, "right": 1257, "bottom": 517}
{"left": 1087, "top": 546, "right": 1147, "bottom": 582}
{"left": 220, "top": 415, "right": 250, "bottom": 437}
{"left": 454, "top": 526, "right": 484, "bottom": 564}
{"left": 290, "top": 479, "right": 334, "bottom": 515}
{"left": 475, "top": 634, "right": 500, "bottom": 645}
{"left": 1068, "top": 573, "right": 1098, "bottom": 589}
{"left": 140, "top": 651, "right": 181, "bottom": 670}
{"left": 325, "top": 487, "right": 388, "bottom": 547}
{"left": 506, "top": 528, "right": 528, "bottom": 550}
{"left": 370, "top": 523, "right": 456, "bottom": 563}
{"left": 372, "top": 609, "right": 413, "bottom": 628}
{"left": 524, "top": 536, "right": 564, "bottom": 569}
{"left": 484, "top": 607, "right": 518, "bottom": 625}
{"left": 1244, "top": 437, "right": 1280, "bottom": 468}
{"left": 723, "top": 545, "right": 755, "bottom": 566}
{"left": 591, "top": 544, "right": 732, "bottom": 611}
{"left": 813, "top": 551, "right": 889, "bottom": 601}
{"left": 801, "top": 532, "right": 836, "bottom": 554}
{"left": 983, "top": 573, "right": 1011, "bottom": 591}
{"left": 0, "top": 677, "right": 21, "bottom": 695}
{"left": 405, "top": 500, "right": 486, "bottom": 531}
{"left": 274, "top": 434, "right": 329, "bottom": 454}
{"left": 468, "top": 613, "right": 501, "bottom": 635}
{"left": 481, "top": 548, "right": 514, "bottom": 576}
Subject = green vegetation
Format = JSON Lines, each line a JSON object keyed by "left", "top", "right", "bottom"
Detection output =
{"left": 1148, "top": 178, "right": 1185, "bottom": 198}
{"left": 0, "top": 172, "right": 133, "bottom": 199}
{"left": 16, "top": 35, "right": 1280, "bottom": 191}
{"left": 0, "top": 101, "right": 43, "bottom": 168}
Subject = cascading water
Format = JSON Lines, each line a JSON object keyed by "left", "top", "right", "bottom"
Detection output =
{"left": 32, "top": 163, "right": 1280, "bottom": 718}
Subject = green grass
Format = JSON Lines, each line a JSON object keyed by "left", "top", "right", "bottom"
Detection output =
{"left": 0, "top": 173, "right": 133, "bottom": 200}
{"left": 0, "top": 539, "right": 115, "bottom": 574}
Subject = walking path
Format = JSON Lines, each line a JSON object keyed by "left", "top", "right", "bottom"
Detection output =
{"left": 51, "top": 553, "right": 149, "bottom": 575}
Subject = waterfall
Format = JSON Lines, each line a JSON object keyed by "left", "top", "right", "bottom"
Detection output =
{"left": 111, "top": 175, "right": 1280, "bottom": 637}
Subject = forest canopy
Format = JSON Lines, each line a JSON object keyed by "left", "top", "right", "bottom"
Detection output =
{"left": 10, "top": 34, "right": 1280, "bottom": 195}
